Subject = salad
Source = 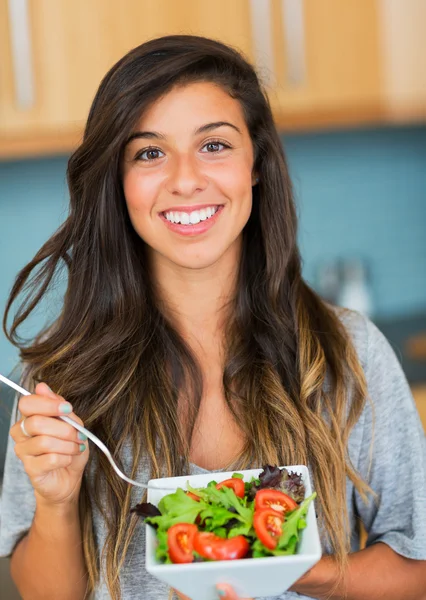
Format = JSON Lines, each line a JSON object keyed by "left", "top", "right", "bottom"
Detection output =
{"left": 132, "top": 465, "right": 316, "bottom": 564}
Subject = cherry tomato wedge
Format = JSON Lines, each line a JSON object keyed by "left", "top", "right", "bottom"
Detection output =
{"left": 215, "top": 478, "right": 245, "bottom": 498}
{"left": 253, "top": 508, "right": 284, "bottom": 550}
{"left": 167, "top": 523, "right": 197, "bottom": 564}
{"left": 254, "top": 489, "right": 298, "bottom": 514}
{"left": 193, "top": 532, "right": 249, "bottom": 561}
{"left": 186, "top": 491, "right": 201, "bottom": 502}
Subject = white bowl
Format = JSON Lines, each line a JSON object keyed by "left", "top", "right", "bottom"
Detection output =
{"left": 145, "top": 465, "right": 322, "bottom": 600}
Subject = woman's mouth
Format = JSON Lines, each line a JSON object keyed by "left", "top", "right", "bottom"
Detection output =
{"left": 159, "top": 205, "right": 224, "bottom": 236}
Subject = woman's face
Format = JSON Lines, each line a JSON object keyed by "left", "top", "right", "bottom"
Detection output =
{"left": 122, "top": 82, "right": 257, "bottom": 271}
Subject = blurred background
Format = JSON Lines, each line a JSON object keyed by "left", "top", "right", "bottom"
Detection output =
{"left": 1, "top": 1, "right": 426, "bottom": 597}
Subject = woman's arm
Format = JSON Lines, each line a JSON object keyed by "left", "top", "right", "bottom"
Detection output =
{"left": 11, "top": 502, "right": 88, "bottom": 600}
{"left": 290, "top": 544, "right": 426, "bottom": 600}
{"left": 7, "top": 383, "right": 90, "bottom": 600}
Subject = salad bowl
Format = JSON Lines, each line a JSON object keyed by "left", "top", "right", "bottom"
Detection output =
{"left": 144, "top": 465, "right": 322, "bottom": 600}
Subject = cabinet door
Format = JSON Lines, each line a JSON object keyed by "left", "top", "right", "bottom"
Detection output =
{"left": 2, "top": 0, "right": 424, "bottom": 159}
{"left": 267, "top": 0, "right": 383, "bottom": 129}
{"left": 378, "top": 0, "right": 426, "bottom": 120}
{"left": 177, "top": 0, "right": 254, "bottom": 59}
{"left": 0, "top": 0, "right": 255, "bottom": 157}
{"left": 0, "top": 1, "right": 185, "bottom": 136}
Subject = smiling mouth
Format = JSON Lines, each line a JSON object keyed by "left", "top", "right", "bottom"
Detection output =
{"left": 161, "top": 205, "right": 222, "bottom": 225}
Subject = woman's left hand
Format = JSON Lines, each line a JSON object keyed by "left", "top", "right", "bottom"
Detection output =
{"left": 174, "top": 584, "right": 253, "bottom": 599}
{"left": 174, "top": 561, "right": 324, "bottom": 599}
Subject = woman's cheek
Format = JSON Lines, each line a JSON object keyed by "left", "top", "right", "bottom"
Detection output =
{"left": 123, "top": 173, "right": 156, "bottom": 217}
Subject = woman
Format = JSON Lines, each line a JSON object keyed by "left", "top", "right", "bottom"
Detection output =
{"left": 1, "top": 35, "right": 425, "bottom": 600}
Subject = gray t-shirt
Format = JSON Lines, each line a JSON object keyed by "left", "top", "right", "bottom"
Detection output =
{"left": 1, "top": 310, "right": 426, "bottom": 599}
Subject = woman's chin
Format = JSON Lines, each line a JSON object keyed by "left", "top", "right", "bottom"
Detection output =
{"left": 150, "top": 236, "right": 242, "bottom": 272}
{"left": 168, "top": 252, "right": 226, "bottom": 271}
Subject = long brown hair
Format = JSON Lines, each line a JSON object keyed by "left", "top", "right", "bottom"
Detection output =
{"left": 4, "top": 35, "right": 371, "bottom": 598}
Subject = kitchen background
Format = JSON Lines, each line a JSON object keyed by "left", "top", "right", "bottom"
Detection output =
{"left": 1, "top": 1, "right": 425, "bottom": 598}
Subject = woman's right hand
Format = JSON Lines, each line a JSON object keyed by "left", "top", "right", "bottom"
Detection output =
{"left": 10, "top": 382, "right": 89, "bottom": 509}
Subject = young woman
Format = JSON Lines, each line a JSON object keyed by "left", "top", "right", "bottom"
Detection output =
{"left": 1, "top": 35, "right": 425, "bottom": 600}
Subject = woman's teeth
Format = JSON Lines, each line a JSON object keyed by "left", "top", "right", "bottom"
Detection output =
{"left": 163, "top": 206, "right": 219, "bottom": 225}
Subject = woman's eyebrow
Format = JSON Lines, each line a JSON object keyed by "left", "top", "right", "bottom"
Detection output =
{"left": 125, "top": 121, "right": 242, "bottom": 144}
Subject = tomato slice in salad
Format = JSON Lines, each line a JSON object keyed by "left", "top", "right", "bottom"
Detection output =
{"left": 215, "top": 478, "right": 245, "bottom": 498}
{"left": 254, "top": 489, "right": 298, "bottom": 514}
{"left": 167, "top": 523, "right": 197, "bottom": 564}
{"left": 253, "top": 508, "right": 284, "bottom": 550}
{"left": 186, "top": 491, "right": 201, "bottom": 502}
{"left": 193, "top": 532, "right": 250, "bottom": 561}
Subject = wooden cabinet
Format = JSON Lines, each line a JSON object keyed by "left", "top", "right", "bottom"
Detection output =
{"left": 0, "top": 0, "right": 425, "bottom": 159}
{"left": 0, "top": 0, "right": 256, "bottom": 157}
{"left": 268, "top": 0, "right": 383, "bottom": 129}
{"left": 412, "top": 384, "right": 426, "bottom": 433}
{"left": 378, "top": 0, "right": 426, "bottom": 121}
{"left": 0, "top": 0, "right": 200, "bottom": 155}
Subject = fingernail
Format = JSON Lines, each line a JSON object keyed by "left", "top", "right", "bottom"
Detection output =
{"left": 79, "top": 444, "right": 86, "bottom": 452}
{"left": 78, "top": 432, "right": 87, "bottom": 441}
{"left": 217, "top": 589, "right": 226, "bottom": 598}
{"left": 59, "top": 403, "right": 73, "bottom": 414}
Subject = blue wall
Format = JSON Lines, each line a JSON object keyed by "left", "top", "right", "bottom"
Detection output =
{"left": 0, "top": 157, "right": 69, "bottom": 376}
{"left": 284, "top": 126, "right": 426, "bottom": 316}
{"left": 1, "top": 125, "right": 426, "bottom": 376}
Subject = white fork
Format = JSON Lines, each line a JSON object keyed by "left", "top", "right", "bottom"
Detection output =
{"left": 0, "top": 373, "right": 177, "bottom": 491}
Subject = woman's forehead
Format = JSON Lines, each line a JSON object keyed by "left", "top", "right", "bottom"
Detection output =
{"left": 134, "top": 82, "right": 248, "bottom": 137}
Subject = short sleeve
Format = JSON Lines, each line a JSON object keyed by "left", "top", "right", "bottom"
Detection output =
{"left": 354, "top": 318, "right": 426, "bottom": 559}
{"left": 0, "top": 394, "right": 36, "bottom": 557}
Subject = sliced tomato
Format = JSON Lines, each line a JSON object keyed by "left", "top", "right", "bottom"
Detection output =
{"left": 253, "top": 508, "right": 284, "bottom": 550}
{"left": 215, "top": 478, "right": 245, "bottom": 498}
{"left": 167, "top": 523, "right": 197, "bottom": 564}
{"left": 254, "top": 489, "right": 298, "bottom": 514}
{"left": 186, "top": 491, "right": 201, "bottom": 502}
{"left": 193, "top": 532, "right": 249, "bottom": 561}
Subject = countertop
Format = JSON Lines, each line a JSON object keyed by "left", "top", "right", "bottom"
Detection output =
{"left": 374, "top": 310, "right": 426, "bottom": 432}
{"left": 374, "top": 311, "right": 426, "bottom": 385}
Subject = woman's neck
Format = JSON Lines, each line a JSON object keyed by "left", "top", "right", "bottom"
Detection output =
{"left": 150, "top": 240, "right": 241, "bottom": 345}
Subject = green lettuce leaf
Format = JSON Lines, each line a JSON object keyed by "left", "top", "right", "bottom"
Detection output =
{"left": 277, "top": 492, "right": 316, "bottom": 550}
{"left": 155, "top": 529, "right": 172, "bottom": 563}
{"left": 227, "top": 522, "right": 254, "bottom": 538}
{"left": 200, "top": 506, "right": 241, "bottom": 530}
{"left": 212, "top": 527, "right": 227, "bottom": 538}
{"left": 187, "top": 483, "right": 254, "bottom": 537}
{"left": 146, "top": 488, "right": 206, "bottom": 530}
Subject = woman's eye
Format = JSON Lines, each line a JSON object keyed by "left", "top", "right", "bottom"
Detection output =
{"left": 135, "top": 140, "right": 230, "bottom": 162}
{"left": 201, "top": 141, "right": 230, "bottom": 153}
{"left": 136, "top": 148, "right": 164, "bottom": 161}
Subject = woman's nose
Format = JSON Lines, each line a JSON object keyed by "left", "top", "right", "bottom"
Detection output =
{"left": 166, "top": 154, "right": 208, "bottom": 197}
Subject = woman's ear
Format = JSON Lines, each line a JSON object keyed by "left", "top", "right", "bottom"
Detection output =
{"left": 252, "top": 173, "right": 260, "bottom": 186}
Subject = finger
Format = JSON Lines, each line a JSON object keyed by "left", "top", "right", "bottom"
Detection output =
{"left": 25, "top": 453, "right": 74, "bottom": 476}
{"left": 14, "top": 435, "right": 85, "bottom": 460}
{"left": 174, "top": 591, "right": 192, "bottom": 600}
{"left": 216, "top": 584, "right": 253, "bottom": 600}
{"left": 18, "top": 383, "right": 73, "bottom": 418}
{"left": 11, "top": 414, "right": 86, "bottom": 444}
{"left": 174, "top": 585, "right": 252, "bottom": 600}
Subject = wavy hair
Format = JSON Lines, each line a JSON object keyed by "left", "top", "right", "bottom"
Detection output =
{"left": 4, "top": 35, "right": 371, "bottom": 599}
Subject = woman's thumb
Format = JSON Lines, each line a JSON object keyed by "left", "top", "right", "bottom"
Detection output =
{"left": 216, "top": 584, "right": 239, "bottom": 599}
